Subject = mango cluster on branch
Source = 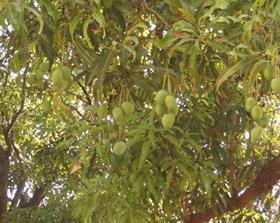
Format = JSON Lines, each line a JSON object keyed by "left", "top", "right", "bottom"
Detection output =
{"left": 154, "top": 90, "right": 178, "bottom": 130}
{"left": 112, "top": 101, "right": 135, "bottom": 124}
{"left": 245, "top": 97, "right": 270, "bottom": 143}
{"left": 111, "top": 101, "right": 135, "bottom": 156}
{"left": 245, "top": 64, "right": 279, "bottom": 143}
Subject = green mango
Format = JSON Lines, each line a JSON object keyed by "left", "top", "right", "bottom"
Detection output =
{"left": 121, "top": 101, "right": 135, "bottom": 116}
{"left": 245, "top": 97, "right": 257, "bottom": 112}
{"left": 258, "top": 114, "right": 270, "bottom": 128}
{"left": 165, "top": 95, "right": 177, "bottom": 111}
{"left": 162, "top": 113, "right": 175, "bottom": 129}
{"left": 112, "top": 107, "right": 124, "bottom": 122}
{"left": 155, "top": 90, "right": 168, "bottom": 105}
{"left": 113, "top": 141, "right": 126, "bottom": 156}
{"left": 271, "top": 78, "right": 280, "bottom": 93}
{"left": 155, "top": 104, "right": 165, "bottom": 117}
{"left": 251, "top": 105, "right": 263, "bottom": 121}
{"left": 251, "top": 126, "right": 264, "bottom": 142}
{"left": 263, "top": 65, "right": 274, "bottom": 80}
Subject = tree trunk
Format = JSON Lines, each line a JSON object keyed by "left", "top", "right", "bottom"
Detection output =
{"left": 185, "top": 154, "right": 280, "bottom": 223}
{"left": 0, "top": 149, "right": 10, "bottom": 223}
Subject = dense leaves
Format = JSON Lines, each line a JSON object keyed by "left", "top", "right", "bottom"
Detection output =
{"left": 0, "top": 0, "right": 280, "bottom": 222}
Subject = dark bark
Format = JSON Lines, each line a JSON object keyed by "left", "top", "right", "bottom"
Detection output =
{"left": 0, "top": 148, "right": 10, "bottom": 223}
{"left": 0, "top": 66, "right": 28, "bottom": 222}
{"left": 185, "top": 154, "right": 280, "bottom": 223}
{"left": 10, "top": 178, "right": 26, "bottom": 209}
{"left": 20, "top": 187, "right": 45, "bottom": 208}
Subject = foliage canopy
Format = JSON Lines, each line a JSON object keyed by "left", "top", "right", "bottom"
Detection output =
{"left": 0, "top": 0, "right": 280, "bottom": 223}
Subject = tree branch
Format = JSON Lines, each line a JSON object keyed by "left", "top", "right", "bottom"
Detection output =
{"left": 77, "top": 81, "right": 92, "bottom": 105}
{"left": 142, "top": 0, "right": 169, "bottom": 28}
{"left": 227, "top": 136, "right": 237, "bottom": 199}
{"left": 0, "top": 147, "right": 10, "bottom": 222}
{"left": 6, "top": 67, "right": 28, "bottom": 134}
{"left": 10, "top": 142, "right": 26, "bottom": 210}
{"left": 185, "top": 154, "right": 280, "bottom": 223}
{"left": 10, "top": 178, "right": 26, "bottom": 209}
{"left": 19, "top": 186, "right": 45, "bottom": 208}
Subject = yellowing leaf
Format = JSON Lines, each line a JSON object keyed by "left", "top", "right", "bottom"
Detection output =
{"left": 70, "top": 160, "right": 83, "bottom": 174}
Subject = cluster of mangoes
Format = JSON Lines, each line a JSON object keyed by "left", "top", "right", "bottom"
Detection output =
{"left": 263, "top": 64, "right": 280, "bottom": 93}
{"left": 245, "top": 64, "right": 279, "bottom": 142}
{"left": 245, "top": 97, "right": 270, "bottom": 142}
{"left": 111, "top": 101, "right": 135, "bottom": 156}
{"left": 112, "top": 101, "right": 135, "bottom": 124}
{"left": 51, "top": 66, "right": 72, "bottom": 90}
{"left": 27, "top": 62, "right": 49, "bottom": 88}
{"left": 154, "top": 90, "right": 178, "bottom": 130}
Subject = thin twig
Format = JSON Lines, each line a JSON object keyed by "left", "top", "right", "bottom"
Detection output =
{"left": 77, "top": 81, "right": 92, "bottom": 105}
{"left": 142, "top": 0, "right": 169, "bottom": 28}
{"left": 6, "top": 66, "right": 29, "bottom": 133}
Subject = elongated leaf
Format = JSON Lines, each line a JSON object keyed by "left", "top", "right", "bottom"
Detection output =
{"left": 21, "top": 3, "right": 44, "bottom": 34}
{"left": 124, "top": 45, "right": 136, "bottom": 62}
{"left": 165, "top": 165, "right": 175, "bottom": 191}
{"left": 75, "top": 39, "right": 95, "bottom": 65}
{"left": 189, "top": 47, "right": 199, "bottom": 77}
{"left": 154, "top": 34, "right": 178, "bottom": 49}
{"left": 87, "top": 48, "right": 115, "bottom": 85}
{"left": 248, "top": 59, "right": 267, "bottom": 85}
{"left": 83, "top": 16, "right": 93, "bottom": 48}
{"left": 138, "top": 139, "right": 152, "bottom": 170}
{"left": 41, "top": 1, "right": 60, "bottom": 21}
{"left": 179, "top": 1, "right": 196, "bottom": 24}
{"left": 120, "top": 45, "right": 129, "bottom": 69}
{"left": 92, "top": 9, "right": 106, "bottom": 38}
{"left": 201, "top": 170, "right": 212, "bottom": 199}
{"left": 199, "top": 0, "right": 229, "bottom": 23}
{"left": 126, "top": 22, "right": 148, "bottom": 35}
{"left": 69, "top": 11, "right": 83, "bottom": 41}
{"left": 162, "top": 134, "right": 182, "bottom": 149}
{"left": 215, "top": 61, "right": 242, "bottom": 93}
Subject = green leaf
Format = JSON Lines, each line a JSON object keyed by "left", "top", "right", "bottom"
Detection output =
{"left": 154, "top": 34, "right": 178, "bottom": 49}
{"left": 138, "top": 139, "right": 153, "bottom": 170}
{"left": 75, "top": 38, "right": 95, "bottom": 65}
{"left": 120, "top": 45, "right": 129, "bottom": 69}
{"left": 199, "top": 0, "right": 229, "bottom": 22}
{"left": 20, "top": 3, "right": 44, "bottom": 34}
{"left": 189, "top": 46, "right": 199, "bottom": 78}
{"left": 242, "top": 20, "right": 254, "bottom": 43}
{"left": 201, "top": 170, "right": 212, "bottom": 199}
{"left": 83, "top": 16, "right": 93, "bottom": 48}
{"left": 87, "top": 48, "right": 115, "bottom": 85}
{"left": 41, "top": 1, "right": 60, "bottom": 21}
{"left": 162, "top": 134, "right": 182, "bottom": 149}
{"left": 102, "top": 0, "right": 112, "bottom": 8}
{"left": 69, "top": 11, "right": 83, "bottom": 41}
{"left": 92, "top": 9, "right": 106, "bottom": 38}
{"left": 215, "top": 0, "right": 229, "bottom": 9}
{"left": 165, "top": 165, "right": 175, "bottom": 191}
{"left": 248, "top": 59, "right": 267, "bottom": 87}
{"left": 178, "top": 1, "right": 196, "bottom": 24}
{"left": 124, "top": 45, "right": 136, "bottom": 62}
{"left": 215, "top": 61, "right": 242, "bottom": 93}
